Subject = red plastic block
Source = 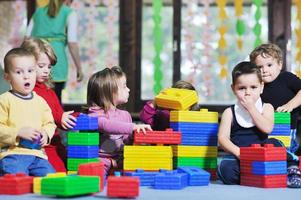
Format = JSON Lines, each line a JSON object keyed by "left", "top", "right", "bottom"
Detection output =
{"left": 205, "top": 169, "right": 217, "bottom": 181}
{"left": 240, "top": 144, "right": 286, "bottom": 161}
{"left": 299, "top": 156, "right": 301, "bottom": 170}
{"left": 107, "top": 176, "right": 139, "bottom": 198}
{"left": 0, "top": 173, "right": 33, "bottom": 194}
{"left": 240, "top": 160, "right": 253, "bottom": 175}
{"left": 78, "top": 162, "right": 105, "bottom": 191}
{"left": 240, "top": 174, "right": 286, "bottom": 188}
{"left": 134, "top": 128, "right": 181, "bottom": 145}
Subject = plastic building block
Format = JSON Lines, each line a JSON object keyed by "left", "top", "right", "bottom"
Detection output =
{"left": 124, "top": 146, "right": 173, "bottom": 158}
{"left": 172, "top": 145, "right": 217, "bottom": 158}
{"left": 78, "top": 162, "right": 105, "bottom": 192}
{"left": 41, "top": 176, "right": 100, "bottom": 197}
{"left": 177, "top": 167, "right": 210, "bottom": 186}
{"left": 19, "top": 135, "right": 41, "bottom": 149}
{"left": 124, "top": 169, "right": 161, "bottom": 186}
{"left": 205, "top": 169, "right": 217, "bottom": 181}
{"left": 155, "top": 88, "right": 198, "bottom": 110}
{"left": 0, "top": 173, "right": 33, "bottom": 195}
{"left": 153, "top": 170, "right": 188, "bottom": 189}
{"left": 240, "top": 160, "right": 253, "bottom": 175}
{"left": 124, "top": 158, "right": 173, "bottom": 170}
{"left": 268, "top": 136, "right": 291, "bottom": 147}
{"left": 67, "top": 158, "right": 100, "bottom": 171}
{"left": 240, "top": 144, "right": 286, "bottom": 161}
{"left": 71, "top": 114, "right": 98, "bottom": 131}
{"left": 181, "top": 134, "right": 218, "bottom": 146}
{"left": 67, "top": 145, "right": 99, "bottom": 158}
{"left": 67, "top": 171, "right": 77, "bottom": 175}
{"left": 67, "top": 132, "right": 99, "bottom": 145}
{"left": 274, "top": 112, "right": 290, "bottom": 124}
{"left": 107, "top": 176, "right": 139, "bottom": 198}
{"left": 252, "top": 161, "right": 287, "bottom": 175}
{"left": 33, "top": 172, "right": 67, "bottom": 194}
{"left": 240, "top": 174, "right": 287, "bottom": 188}
{"left": 170, "top": 109, "right": 218, "bottom": 123}
{"left": 269, "top": 124, "right": 291, "bottom": 136}
{"left": 173, "top": 157, "right": 217, "bottom": 169}
{"left": 134, "top": 128, "right": 181, "bottom": 145}
{"left": 170, "top": 122, "right": 218, "bottom": 135}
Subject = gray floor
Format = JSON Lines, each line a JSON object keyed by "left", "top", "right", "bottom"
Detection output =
{"left": 1, "top": 181, "right": 301, "bottom": 200}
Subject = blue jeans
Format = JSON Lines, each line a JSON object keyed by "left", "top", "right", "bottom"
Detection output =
{"left": 0, "top": 154, "right": 55, "bottom": 176}
{"left": 290, "top": 129, "right": 299, "bottom": 153}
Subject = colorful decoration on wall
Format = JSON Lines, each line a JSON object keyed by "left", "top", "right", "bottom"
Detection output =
{"left": 9, "top": 0, "right": 24, "bottom": 47}
{"left": 252, "top": 0, "right": 263, "bottom": 48}
{"left": 152, "top": 0, "right": 163, "bottom": 94}
{"left": 234, "top": 0, "right": 245, "bottom": 49}
{"left": 295, "top": 0, "right": 301, "bottom": 77}
{"left": 217, "top": 0, "right": 228, "bottom": 79}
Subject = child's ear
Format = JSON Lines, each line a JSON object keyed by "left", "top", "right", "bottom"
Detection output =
{"left": 231, "top": 84, "right": 235, "bottom": 92}
{"left": 3, "top": 73, "right": 10, "bottom": 83}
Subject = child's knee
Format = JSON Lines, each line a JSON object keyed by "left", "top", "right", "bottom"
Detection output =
{"left": 218, "top": 160, "right": 240, "bottom": 185}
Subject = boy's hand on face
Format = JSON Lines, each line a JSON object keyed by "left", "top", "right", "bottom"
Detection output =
{"left": 276, "top": 104, "right": 293, "bottom": 113}
{"left": 39, "top": 129, "right": 48, "bottom": 147}
{"left": 240, "top": 96, "right": 255, "bottom": 111}
{"left": 17, "top": 127, "right": 41, "bottom": 141}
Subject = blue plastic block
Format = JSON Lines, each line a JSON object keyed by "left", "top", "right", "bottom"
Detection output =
{"left": 67, "top": 146, "right": 99, "bottom": 158}
{"left": 19, "top": 138, "right": 41, "bottom": 149}
{"left": 72, "top": 114, "right": 98, "bottom": 131}
{"left": 269, "top": 124, "right": 291, "bottom": 136}
{"left": 124, "top": 169, "right": 160, "bottom": 186}
{"left": 153, "top": 170, "right": 188, "bottom": 189}
{"left": 181, "top": 134, "right": 218, "bottom": 146}
{"left": 177, "top": 167, "right": 210, "bottom": 186}
{"left": 170, "top": 122, "right": 218, "bottom": 135}
{"left": 252, "top": 161, "right": 287, "bottom": 175}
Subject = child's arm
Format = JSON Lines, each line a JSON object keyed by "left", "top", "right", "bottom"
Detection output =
{"left": 218, "top": 108, "right": 240, "bottom": 158}
{"left": 139, "top": 101, "right": 157, "bottom": 127}
{"left": 40, "top": 101, "right": 57, "bottom": 145}
{"left": 277, "top": 90, "right": 301, "bottom": 112}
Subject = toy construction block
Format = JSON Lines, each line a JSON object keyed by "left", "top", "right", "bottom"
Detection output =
{"left": 41, "top": 176, "right": 100, "bottom": 197}
{"left": 170, "top": 122, "right": 218, "bottom": 135}
{"left": 67, "top": 145, "right": 99, "bottom": 158}
{"left": 78, "top": 162, "right": 105, "bottom": 191}
{"left": 240, "top": 144, "right": 286, "bottom": 161}
{"left": 155, "top": 88, "right": 198, "bottom": 110}
{"left": 107, "top": 173, "right": 139, "bottom": 198}
{"left": 172, "top": 145, "right": 217, "bottom": 158}
{"left": 72, "top": 114, "right": 98, "bottom": 131}
{"left": 124, "top": 146, "right": 173, "bottom": 158}
{"left": 153, "top": 170, "right": 188, "bottom": 189}
{"left": 252, "top": 161, "right": 287, "bottom": 175}
{"left": 33, "top": 172, "right": 66, "bottom": 194}
{"left": 67, "top": 158, "right": 100, "bottom": 171}
{"left": 180, "top": 134, "right": 218, "bottom": 146}
{"left": 274, "top": 112, "right": 290, "bottom": 124}
{"left": 269, "top": 124, "right": 291, "bottom": 136}
{"left": 0, "top": 173, "right": 33, "bottom": 195}
{"left": 173, "top": 157, "right": 217, "bottom": 169}
{"left": 170, "top": 109, "right": 218, "bottom": 123}
{"left": 134, "top": 128, "right": 181, "bottom": 145}
{"left": 124, "top": 169, "right": 160, "bottom": 186}
{"left": 240, "top": 174, "right": 286, "bottom": 188}
{"left": 124, "top": 158, "right": 173, "bottom": 170}
{"left": 67, "top": 132, "right": 99, "bottom": 146}
{"left": 268, "top": 136, "right": 291, "bottom": 147}
{"left": 19, "top": 135, "right": 41, "bottom": 149}
{"left": 177, "top": 167, "right": 210, "bottom": 186}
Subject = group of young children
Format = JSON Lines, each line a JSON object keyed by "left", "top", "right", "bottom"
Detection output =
{"left": 0, "top": 38, "right": 301, "bottom": 188}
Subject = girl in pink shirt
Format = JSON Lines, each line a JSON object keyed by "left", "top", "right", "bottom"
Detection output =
{"left": 86, "top": 66, "right": 151, "bottom": 176}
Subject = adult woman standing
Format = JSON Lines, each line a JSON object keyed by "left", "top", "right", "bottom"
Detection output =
{"left": 26, "top": 0, "right": 83, "bottom": 102}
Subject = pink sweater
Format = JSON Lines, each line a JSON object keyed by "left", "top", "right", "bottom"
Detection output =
{"left": 88, "top": 106, "right": 134, "bottom": 158}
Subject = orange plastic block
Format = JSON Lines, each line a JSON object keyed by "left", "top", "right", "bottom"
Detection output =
{"left": 0, "top": 173, "right": 33, "bottom": 194}
{"left": 107, "top": 176, "right": 139, "bottom": 198}
{"left": 134, "top": 128, "right": 181, "bottom": 145}
{"left": 240, "top": 144, "right": 286, "bottom": 161}
{"left": 78, "top": 162, "right": 105, "bottom": 192}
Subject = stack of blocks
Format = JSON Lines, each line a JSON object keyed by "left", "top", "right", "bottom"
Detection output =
{"left": 170, "top": 109, "right": 219, "bottom": 180}
{"left": 67, "top": 114, "right": 100, "bottom": 173}
{"left": 240, "top": 144, "right": 287, "bottom": 188}
{"left": 0, "top": 173, "right": 33, "bottom": 195}
{"left": 268, "top": 112, "right": 291, "bottom": 148}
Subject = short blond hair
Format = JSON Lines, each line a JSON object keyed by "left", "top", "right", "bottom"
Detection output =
{"left": 249, "top": 43, "right": 283, "bottom": 65}
{"left": 4, "top": 47, "right": 35, "bottom": 73}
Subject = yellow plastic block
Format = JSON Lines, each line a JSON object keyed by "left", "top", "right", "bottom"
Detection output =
{"left": 155, "top": 88, "right": 198, "bottom": 110}
{"left": 124, "top": 158, "right": 173, "bottom": 170}
{"left": 170, "top": 109, "right": 218, "bottom": 123}
{"left": 124, "top": 146, "right": 172, "bottom": 158}
{"left": 268, "top": 136, "right": 291, "bottom": 147}
{"left": 172, "top": 145, "right": 217, "bottom": 157}
{"left": 67, "top": 171, "right": 78, "bottom": 175}
{"left": 33, "top": 177, "right": 42, "bottom": 194}
{"left": 46, "top": 172, "right": 67, "bottom": 177}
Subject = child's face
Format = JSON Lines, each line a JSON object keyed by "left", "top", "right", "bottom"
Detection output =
{"left": 36, "top": 53, "right": 52, "bottom": 83}
{"left": 254, "top": 54, "right": 282, "bottom": 83}
{"left": 232, "top": 73, "right": 263, "bottom": 104}
{"left": 114, "top": 75, "right": 130, "bottom": 105}
{"left": 5, "top": 56, "right": 36, "bottom": 96}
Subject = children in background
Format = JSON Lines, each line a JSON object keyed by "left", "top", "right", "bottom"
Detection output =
{"left": 85, "top": 66, "right": 152, "bottom": 176}
{"left": 140, "top": 80, "right": 200, "bottom": 130}
{"left": 0, "top": 48, "right": 56, "bottom": 176}
{"left": 217, "top": 61, "right": 301, "bottom": 188}
{"left": 21, "top": 38, "right": 77, "bottom": 172}
{"left": 250, "top": 43, "right": 301, "bottom": 154}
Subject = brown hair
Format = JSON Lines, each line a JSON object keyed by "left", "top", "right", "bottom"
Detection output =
{"left": 249, "top": 43, "right": 283, "bottom": 65}
{"left": 47, "top": 0, "right": 64, "bottom": 17}
{"left": 86, "top": 66, "right": 126, "bottom": 112}
{"left": 232, "top": 61, "right": 262, "bottom": 85}
{"left": 4, "top": 47, "right": 35, "bottom": 73}
{"left": 21, "top": 38, "right": 57, "bottom": 88}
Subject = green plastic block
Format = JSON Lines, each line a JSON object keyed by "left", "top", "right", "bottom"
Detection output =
{"left": 41, "top": 176, "right": 99, "bottom": 197}
{"left": 274, "top": 112, "right": 290, "bottom": 124}
{"left": 67, "top": 158, "right": 100, "bottom": 171}
{"left": 67, "top": 132, "right": 99, "bottom": 145}
{"left": 173, "top": 157, "right": 217, "bottom": 169}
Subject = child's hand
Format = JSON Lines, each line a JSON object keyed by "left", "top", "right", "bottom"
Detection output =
{"left": 240, "top": 96, "right": 255, "bottom": 111}
{"left": 61, "top": 111, "right": 77, "bottom": 130}
{"left": 276, "top": 104, "right": 293, "bottom": 112}
{"left": 134, "top": 124, "right": 152, "bottom": 134}
{"left": 39, "top": 129, "right": 48, "bottom": 147}
{"left": 17, "top": 127, "right": 41, "bottom": 141}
